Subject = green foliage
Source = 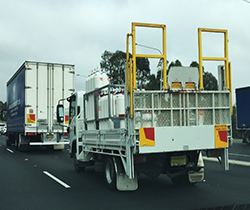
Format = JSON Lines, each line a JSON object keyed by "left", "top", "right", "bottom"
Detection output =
{"left": 145, "top": 71, "right": 161, "bottom": 90}
{"left": 100, "top": 50, "right": 151, "bottom": 88}
{"left": 0, "top": 101, "right": 7, "bottom": 121}
{"left": 100, "top": 50, "right": 219, "bottom": 91}
{"left": 100, "top": 50, "right": 126, "bottom": 84}
{"left": 203, "top": 71, "right": 218, "bottom": 90}
{"left": 189, "top": 61, "right": 218, "bottom": 90}
{"left": 168, "top": 59, "right": 182, "bottom": 69}
{"left": 136, "top": 57, "right": 150, "bottom": 89}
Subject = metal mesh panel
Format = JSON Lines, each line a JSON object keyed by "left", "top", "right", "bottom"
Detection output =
{"left": 172, "top": 94, "right": 180, "bottom": 108}
{"left": 188, "top": 93, "right": 196, "bottom": 108}
{"left": 134, "top": 93, "right": 152, "bottom": 109}
{"left": 187, "top": 109, "right": 196, "bottom": 126}
{"left": 154, "top": 93, "right": 170, "bottom": 108}
{"left": 133, "top": 91, "right": 230, "bottom": 128}
{"left": 198, "top": 94, "right": 212, "bottom": 107}
{"left": 214, "top": 93, "right": 230, "bottom": 107}
{"left": 155, "top": 110, "right": 171, "bottom": 127}
{"left": 173, "top": 110, "right": 181, "bottom": 126}
{"left": 215, "top": 109, "right": 230, "bottom": 124}
{"left": 203, "top": 109, "right": 213, "bottom": 125}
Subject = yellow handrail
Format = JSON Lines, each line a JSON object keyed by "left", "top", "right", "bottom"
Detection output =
{"left": 126, "top": 22, "right": 167, "bottom": 118}
{"left": 198, "top": 28, "right": 229, "bottom": 90}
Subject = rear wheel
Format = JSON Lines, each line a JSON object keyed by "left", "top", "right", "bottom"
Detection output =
{"left": 244, "top": 131, "right": 250, "bottom": 145}
{"left": 105, "top": 157, "right": 117, "bottom": 190}
{"left": 74, "top": 154, "right": 85, "bottom": 173}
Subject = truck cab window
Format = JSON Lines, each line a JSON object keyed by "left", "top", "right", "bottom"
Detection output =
{"left": 69, "top": 96, "right": 76, "bottom": 125}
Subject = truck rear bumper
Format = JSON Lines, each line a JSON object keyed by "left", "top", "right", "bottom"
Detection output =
{"left": 30, "top": 141, "right": 69, "bottom": 146}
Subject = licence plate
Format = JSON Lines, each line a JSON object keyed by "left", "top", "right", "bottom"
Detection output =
{"left": 46, "top": 134, "right": 54, "bottom": 139}
{"left": 171, "top": 156, "right": 186, "bottom": 166}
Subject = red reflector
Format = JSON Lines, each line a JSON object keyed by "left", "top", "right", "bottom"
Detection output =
{"left": 27, "top": 132, "right": 36, "bottom": 136}
{"left": 119, "top": 114, "right": 125, "bottom": 117}
{"left": 64, "top": 133, "right": 69, "bottom": 136}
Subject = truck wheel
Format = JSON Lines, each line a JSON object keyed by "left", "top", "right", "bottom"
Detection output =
{"left": 15, "top": 137, "right": 21, "bottom": 151}
{"left": 244, "top": 131, "right": 250, "bottom": 145}
{"left": 74, "top": 154, "right": 85, "bottom": 173}
{"left": 105, "top": 157, "right": 117, "bottom": 190}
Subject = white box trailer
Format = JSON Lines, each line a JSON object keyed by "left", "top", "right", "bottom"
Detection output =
{"left": 6, "top": 61, "right": 74, "bottom": 151}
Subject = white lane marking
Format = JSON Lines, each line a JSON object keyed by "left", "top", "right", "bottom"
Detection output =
{"left": 229, "top": 153, "right": 250, "bottom": 158}
{"left": 43, "top": 171, "right": 71, "bottom": 189}
{"left": 203, "top": 157, "right": 250, "bottom": 167}
{"left": 7, "top": 148, "right": 14, "bottom": 153}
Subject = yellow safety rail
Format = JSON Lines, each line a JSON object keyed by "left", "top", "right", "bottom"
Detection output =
{"left": 126, "top": 22, "right": 167, "bottom": 118}
{"left": 198, "top": 28, "right": 232, "bottom": 115}
{"left": 198, "top": 28, "right": 229, "bottom": 90}
{"left": 228, "top": 62, "right": 233, "bottom": 115}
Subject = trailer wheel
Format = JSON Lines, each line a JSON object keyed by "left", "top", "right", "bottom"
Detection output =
{"left": 105, "top": 157, "right": 117, "bottom": 190}
{"left": 74, "top": 154, "right": 85, "bottom": 173}
{"left": 244, "top": 131, "right": 250, "bottom": 146}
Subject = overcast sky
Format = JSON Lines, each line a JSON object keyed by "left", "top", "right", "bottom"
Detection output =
{"left": 1, "top": 0, "right": 249, "bottom": 104}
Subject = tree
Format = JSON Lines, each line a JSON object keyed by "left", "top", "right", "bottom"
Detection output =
{"left": 145, "top": 71, "right": 161, "bottom": 90}
{"left": 0, "top": 101, "right": 7, "bottom": 121}
{"left": 189, "top": 61, "right": 218, "bottom": 90}
{"left": 100, "top": 50, "right": 126, "bottom": 84}
{"left": 203, "top": 71, "right": 218, "bottom": 90}
{"left": 100, "top": 50, "right": 151, "bottom": 87}
{"left": 136, "top": 57, "right": 150, "bottom": 89}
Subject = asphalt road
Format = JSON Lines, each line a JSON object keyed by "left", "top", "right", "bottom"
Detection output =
{"left": 1, "top": 135, "right": 250, "bottom": 210}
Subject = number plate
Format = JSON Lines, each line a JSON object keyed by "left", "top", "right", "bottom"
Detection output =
{"left": 171, "top": 156, "right": 186, "bottom": 166}
{"left": 46, "top": 134, "right": 54, "bottom": 139}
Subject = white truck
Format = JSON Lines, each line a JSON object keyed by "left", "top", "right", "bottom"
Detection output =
{"left": 57, "top": 23, "right": 232, "bottom": 191}
{"left": 6, "top": 61, "right": 74, "bottom": 151}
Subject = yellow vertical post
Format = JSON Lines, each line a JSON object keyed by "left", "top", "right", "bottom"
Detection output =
{"left": 126, "top": 33, "right": 131, "bottom": 93}
{"left": 228, "top": 62, "right": 233, "bottom": 115}
{"left": 224, "top": 32, "right": 229, "bottom": 90}
{"left": 130, "top": 58, "right": 133, "bottom": 118}
{"left": 162, "top": 25, "right": 167, "bottom": 90}
{"left": 198, "top": 28, "right": 204, "bottom": 90}
{"left": 132, "top": 23, "right": 136, "bottom": 90}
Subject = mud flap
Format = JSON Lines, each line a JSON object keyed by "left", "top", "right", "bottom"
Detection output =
{"left": 116, "top": 173, "right": 138, "bottom": 191}
{"left": 188, "top": 170, "right": 204, "bottom": 183}
{"left": 188, "top": 152, "right": 204, "bottom": 183}
{"left": 54, "top": 144, "right": 65, "bottom": 150}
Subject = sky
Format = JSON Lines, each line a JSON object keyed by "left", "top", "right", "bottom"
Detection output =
{"left": 1, "top": 0, "right": 250, "bottom": 104}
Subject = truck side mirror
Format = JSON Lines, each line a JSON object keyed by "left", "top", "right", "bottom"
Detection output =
{"left": 57, "top": 104, "right": 64, "bottom": 123}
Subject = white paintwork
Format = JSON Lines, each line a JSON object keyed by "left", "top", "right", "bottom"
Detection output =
{"left": 139, "top": 125, "right": 215, "bottom": 153}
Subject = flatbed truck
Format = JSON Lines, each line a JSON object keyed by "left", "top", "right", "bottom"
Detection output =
{"left": 57, "top": 23, "right": 232, "bottom": 190}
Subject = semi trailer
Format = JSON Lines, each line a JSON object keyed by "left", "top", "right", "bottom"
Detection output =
{"left": 236, "top": 86, "right": 250, "bottom": 145}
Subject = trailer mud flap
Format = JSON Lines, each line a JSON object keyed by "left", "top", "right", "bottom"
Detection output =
{"left": 117, "top": 173, "right": 138, "bottom": 191}
{"left": 188, "top": 170, "right": 204, "bottom": 183}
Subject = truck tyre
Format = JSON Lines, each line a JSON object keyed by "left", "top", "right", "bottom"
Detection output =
{"left": 15, "top": 136, "right": 21, "bottom": 151}
{"left": 74, "top": 154, "right": 85, "bottom": 173}
{"left": 244, "top": 131, "right": 250, "bottom": 146}
{"left": 105, "top": 157, "right": 117, "bottom": 190}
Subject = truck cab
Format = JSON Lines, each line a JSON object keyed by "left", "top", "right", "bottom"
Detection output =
{"left": 66, "top": 91, "right": 85, "bottom": 158}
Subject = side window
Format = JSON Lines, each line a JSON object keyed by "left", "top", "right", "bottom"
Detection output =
{"left": 69, "top": 96, "right": 76, "bottom": 125}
